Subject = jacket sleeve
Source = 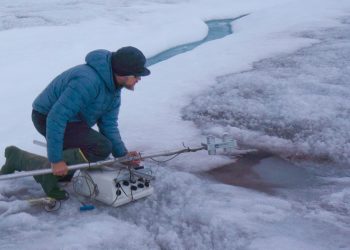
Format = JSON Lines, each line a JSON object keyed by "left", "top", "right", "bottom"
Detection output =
{"left": 97, "top": 99, "right": 128, "bottom": 158}
{"left": 46, "top": 77, "right": 96, "bottom": 163}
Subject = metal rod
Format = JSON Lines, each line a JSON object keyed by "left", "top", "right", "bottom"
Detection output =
{"left": 33, "top": 140, "right": 47, "bottom": 148}
{"left": 0, "top": 146, "right": 206, "bottom": 181}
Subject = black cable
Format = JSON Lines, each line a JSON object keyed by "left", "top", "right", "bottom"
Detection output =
{"left": 109, "top": 185, "right": 120, "bottom": 206}
{"left": 84, "top": 171, "right": 98, "bottom": 198}
{"left": 72, "top": 171, "right": 98, "bottom": 199}
{"left": 119, "top": 184, "right": 128, "bottom": 197}
{"left": 149, "top": 153, "right": 182, "bottom": 163}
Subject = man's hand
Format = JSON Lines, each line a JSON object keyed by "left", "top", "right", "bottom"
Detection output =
{"left": 51, "top": 161, "right": 68, "bottom": 176}
{"left": 124, "top": 151, "right": 141, "bottom": 166}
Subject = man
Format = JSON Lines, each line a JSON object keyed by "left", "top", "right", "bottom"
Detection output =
{"left": 1, "top": 46, "right": 150, "bottom": 200}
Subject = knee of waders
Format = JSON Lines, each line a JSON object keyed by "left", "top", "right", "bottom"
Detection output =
{"left": 94, "top": 138, "right": 112, "bottom": 160}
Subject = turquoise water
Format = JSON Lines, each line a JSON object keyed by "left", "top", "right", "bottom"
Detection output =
{"left": 146, "top": 15, "right": 247, "bottom": 66}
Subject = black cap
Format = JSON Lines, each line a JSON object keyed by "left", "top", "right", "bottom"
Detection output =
{"left": 111, "top": 46, "right": 151, "bottom": 77}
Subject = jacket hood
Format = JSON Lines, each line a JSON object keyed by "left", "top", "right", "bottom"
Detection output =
{"left": 85, "top": 49, "right": 116, "bottom": 92}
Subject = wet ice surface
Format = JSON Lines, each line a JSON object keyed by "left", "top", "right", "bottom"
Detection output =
{"left": 204, "top": 153, "right": 350, "bottom": 231}
{"left": 181, "top": 17, "right": 350, "bottom": 249}
{"left": 1, "top": 162, "right": 349, "bottom": 250}
{"left": 183, "top": 17, "right": 350, "bottom": 165}
{"left": 1, "top": 2, "right": 350, "bottom": 249}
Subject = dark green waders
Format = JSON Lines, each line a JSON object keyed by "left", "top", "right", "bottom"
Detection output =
{"left": 0, "top": 146, "right": 88, "bottom": 200}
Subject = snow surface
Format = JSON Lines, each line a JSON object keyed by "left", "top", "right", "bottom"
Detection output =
{"left": 1, "top": 0, "right": 350, "bottom": 249}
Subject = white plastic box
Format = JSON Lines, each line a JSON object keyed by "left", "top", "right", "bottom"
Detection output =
{"left": 73, "top": 166, "right": 154, "bottom": 207}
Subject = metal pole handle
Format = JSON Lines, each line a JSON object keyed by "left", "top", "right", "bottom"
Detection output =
{"left": 0, "top": 146, "right": 206, "bottom": 181}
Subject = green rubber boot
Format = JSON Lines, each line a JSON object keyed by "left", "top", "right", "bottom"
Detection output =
{"left": 1, "top": 146, "right": 88, "bottom": 200}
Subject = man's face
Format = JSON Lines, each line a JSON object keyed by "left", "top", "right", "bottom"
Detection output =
{"left": 115, "top": 75, "right": 141, "bottom": 91}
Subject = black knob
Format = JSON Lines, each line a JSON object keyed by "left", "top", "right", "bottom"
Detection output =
{"left": 116, "top": 183, "right": 121, "bottom": 188}
{"left": 145, "top": 181, "right": 150, "bottom": 187}
{"left": 123, "top": 181, "right": 129, "bottom": 186}
{"left": 137, "top": 183, "right": 144, "bottom": 188}
{"left": 131, "top": 185, "right": 137, "bottom": 191}
{"left": 116, "top": 190, "right": 121, "bottom": 196}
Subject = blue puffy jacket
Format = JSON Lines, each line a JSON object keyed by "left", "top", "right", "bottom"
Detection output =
{"left": 32, "top": 50, "right": 127, "bottom": 163}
